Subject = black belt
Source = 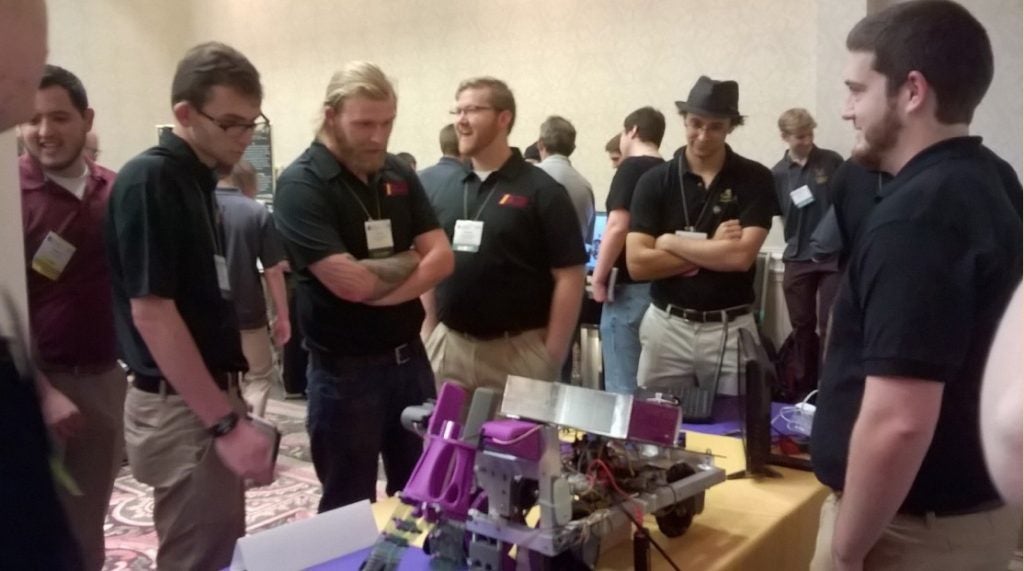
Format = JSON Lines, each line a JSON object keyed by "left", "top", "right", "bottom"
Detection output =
{"left": 310, "top": 343, "right": 417, "bottom": 373}
{"left": 653, "top": 301, "right": 751, "bottom": 323}
{"left": 444, "top": 324, "right": 529, "bottom": 342}
{"left": 132, "top": 371, "right": 241, "bottom": 395}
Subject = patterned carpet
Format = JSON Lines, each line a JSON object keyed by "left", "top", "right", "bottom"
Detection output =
{"left": 102, "top": 398, "right": 324, "bottom": 571}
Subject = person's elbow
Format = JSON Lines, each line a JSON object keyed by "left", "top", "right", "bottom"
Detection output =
{"left": 130, "top": 296, "right": 173, "bottom": 333}
{"left": 432, "top": 246, "right": 455, "bottom": 282}
{"left": 626, "top": 251, "right": 654, "bottom": 281}
{"left": 721, "top": 248, "right": 759, "bottom": 272}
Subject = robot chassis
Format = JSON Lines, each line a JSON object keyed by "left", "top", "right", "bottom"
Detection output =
{"left": 363, "top": 376, "right": 725, "bottom": 570}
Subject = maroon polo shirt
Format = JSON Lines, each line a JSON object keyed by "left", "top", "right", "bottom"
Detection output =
{"left": 20, "top": 154, "right": 118, "bottom": 369}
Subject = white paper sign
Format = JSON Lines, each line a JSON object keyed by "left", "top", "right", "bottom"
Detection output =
{"left": 229, "top": 499, "right": 378, "bottom": 571}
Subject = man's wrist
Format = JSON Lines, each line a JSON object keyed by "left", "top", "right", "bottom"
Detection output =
{"left": 209, "top": 411, "right": 241, "bottom": 438}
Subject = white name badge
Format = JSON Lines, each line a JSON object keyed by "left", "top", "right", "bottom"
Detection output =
{"left": 365, "top": 219, "right": 395, "bottom": 258}
{"left": 453, "top": 219, "right": 484, "bottom": 253}
{"left": 675, "top": 230, "right": 708, "bottom": 241}
{"left": 215, "top": 254, "right": 232, "bottom": 298}
{"left": 790, "top": 185, "right": 815, "bottom": 208}
{"left": 31, "top": 231, "right": 76, "bottom": 281}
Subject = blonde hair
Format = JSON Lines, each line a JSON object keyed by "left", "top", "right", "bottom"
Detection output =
{"left": 777, "top": 108, "right": 817, "bottom": 135}
{"left": 319, "top": 61, "right": 396, "bottom": 132}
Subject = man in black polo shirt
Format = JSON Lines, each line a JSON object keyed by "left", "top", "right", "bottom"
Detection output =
{"left": 592, "top": 106, "right": 666, "bottom": 395}
{"left": 771, "top": 108, "right": 844, "bottom": 397}
{"left": 105, "top": 43, "right": 275, "bottom": 570}
{"left": 423, "top": 77, "right": 586, "bottom": 396}
{"left": 627, "top": 76, "right": 775, "bottom": 414}
{"left": 809, "top": 3, "right": 1022, "bottom": 569}
{"left": 274, "top": 62, "right": 453, "bottom": 512}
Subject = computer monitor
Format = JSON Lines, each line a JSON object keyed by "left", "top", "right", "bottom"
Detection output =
{"left": 586, "top": 211, "right": 608, "bottom": 273}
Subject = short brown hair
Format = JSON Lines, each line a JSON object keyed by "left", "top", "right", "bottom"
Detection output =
{"left": 456, "top": 77, "right": 516, "bottom": 133}
{"left": 439, "top": 123, "right": 458, "bottom": 156}
{"left": 605, "top": 134, "right": 621, "bottom": 154}
{"left": 777, "top": 108, "right": 816, "bottom": 135}
{"left": 171, "top": 42, "right": 262, "bottom": 108}
{"left": 847, "top": 0, "right": 992, "bottom": 124}
{"left": 539, "top": 115, "right": 576, "bottom": 156}
{"left": 623, "top": 106, "right": 666, "bottom": 147}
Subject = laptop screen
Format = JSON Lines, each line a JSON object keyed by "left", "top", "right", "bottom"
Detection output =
{"left": 586, "top": 211, "right": 608, "bottom": 273}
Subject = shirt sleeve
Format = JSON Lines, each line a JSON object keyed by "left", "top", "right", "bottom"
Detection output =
{"left": 857, "top": 221, "right": 972, "bottom": 383}
{"left": 738, "top": 165, "right": 778, "bottom": 229}
{"left": 273, "top": 173, "right": 348, "bottom": 271}
{"left": 537, "top": 181, "right": 587, "bottom": 268}
{"left": 606, "top": 160, "right": 642, "bottom": 212}
{"left": 629, "top": 166, "right": 668, "bottom": 236}
{"left": 257, "top": 207, "right": 286, "bottom": 268}
{"left": 109, "top": 163, "right": 182, "bottom": 299}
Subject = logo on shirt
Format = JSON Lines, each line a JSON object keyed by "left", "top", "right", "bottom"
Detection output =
{"left": 385, "top": 181, "right": 409, "bottom": 196}
{"left": 498, "top": 193, "right": 530, "bottom": 208}
{"left": 719, "top": 188, "right": 735, "bottom": 204}
{"left": 815, "top": 169, "right": 829, "bottom": 185}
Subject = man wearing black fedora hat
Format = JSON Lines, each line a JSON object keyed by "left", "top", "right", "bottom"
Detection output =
{"left": 626, "top": 75, "right": 775, "bottom": 415}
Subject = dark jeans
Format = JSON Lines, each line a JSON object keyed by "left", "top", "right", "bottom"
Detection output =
{"left": 782, "top": 259, "right": 840, "bottom": 392}
{"left": 305, "top": 340, "right": 435, "bottom": 513}
{"left": 282, "top": 279, "right": 307, "bottom": 396}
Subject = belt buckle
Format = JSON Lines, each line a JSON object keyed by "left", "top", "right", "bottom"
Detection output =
{"left": 394, "top": 344, "right": 411, "bottom": 365}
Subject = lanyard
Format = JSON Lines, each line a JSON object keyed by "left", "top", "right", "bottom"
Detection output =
{"left": 677, "top": 155, "right": 716, "bottom": 232}
{"left": 341, "top": 179, "right": 383, "bottom": 221}
{"left": 199, "top": 186, "right": 224, "bottom": 257}
{"left": 463, "top": 179, "right": 499, "bottom": 221}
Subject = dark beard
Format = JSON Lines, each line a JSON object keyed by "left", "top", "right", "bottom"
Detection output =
{"left": 851, "top": 101, "right": 901, "bottom": 171}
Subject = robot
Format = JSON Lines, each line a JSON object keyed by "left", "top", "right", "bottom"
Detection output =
{"left": 363, "top": 376, "right": 725, "bottom": 570}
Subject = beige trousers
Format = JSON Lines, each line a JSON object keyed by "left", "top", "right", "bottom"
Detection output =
{"left": 240, "top": 326, "right": 281, "bottom": 417}
{"left": 810, "top": 492, "right": 1019, "bottom": 571}
{"left": 124, "top": 385, "right": 248, "bottom": 571}
{"left": 426, "top": 323, "right": 558, "bottom": 397}
{"left": 47, "top": 365, "right": 127, "bottom": 571}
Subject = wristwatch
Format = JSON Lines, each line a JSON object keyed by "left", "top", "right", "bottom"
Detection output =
{"left": 209, "top": 411, "right": 240, "bottom": 438}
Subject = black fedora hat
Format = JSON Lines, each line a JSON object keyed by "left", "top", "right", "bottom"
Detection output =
{"left": 674, "top": 76, "right": 742, "bottom": 120}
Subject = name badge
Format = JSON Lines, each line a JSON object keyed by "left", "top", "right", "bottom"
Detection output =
{"left": 790, "top": 185, "right": 814, "bottom": 208}
{"left": 675, "top": 230, "right": 708, "bottom": 241}
{"left": 215, "top": 254, "right": 231, "bottom": 298}
{"left": 365, "top": 219, "right": 395, "bottom": 259}
{"left": 453, "top": 219, "right": 484, "bottom": 252}
{"left": 31, "top": 231, "right": 76, "bottom": 281}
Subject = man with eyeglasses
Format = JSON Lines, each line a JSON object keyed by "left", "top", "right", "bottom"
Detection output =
{"left": 274, "top": 61, "right": 453, "bottom": 512}
{"left": 627, "top": 76, "right": 775, "bottom": 416}
{"left": 422, "top": 77, "right": 586, "bottom": 398}
{"left": 105, "top": 42, "right": 275, "bottom": 570}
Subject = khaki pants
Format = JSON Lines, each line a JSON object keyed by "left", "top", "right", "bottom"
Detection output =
{"left": 240, "top": 327, "right": 281, "bottom": 417}
{"left": 810, "top": 493, "right": 1019, "bottom": 571}
{"left": 124, "top": 385, "right": 247, "bottom": 571}
{"left": 426, "top": 323, "right": 558, "bottom": 397}
{"left": 637, "top": 304, "right": 758, "bottom": 396}
{"left": 46, "top": 365, "right": 127, "bottom": 571}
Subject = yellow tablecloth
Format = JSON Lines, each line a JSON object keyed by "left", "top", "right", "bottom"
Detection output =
{"left": 371, "top": 432, "right": 827, "bottom": 571}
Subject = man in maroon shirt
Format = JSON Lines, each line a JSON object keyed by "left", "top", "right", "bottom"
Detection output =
{"left": 19, "top": 64, "right": 123, "bottom": 571}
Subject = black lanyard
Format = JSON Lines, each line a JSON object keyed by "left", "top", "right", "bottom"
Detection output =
{"left": 341, "top": 179, "right": 383, "bottom": 221}
{"left": 677, "top": 155, "right": 716, "bottom": 232}
{"left": 462, "top": 179, "right": 499, "bottom": 221}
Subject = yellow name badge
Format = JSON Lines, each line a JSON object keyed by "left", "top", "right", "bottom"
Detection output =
{"left": 31, "top": 231, "right": 76, "bottom": 281}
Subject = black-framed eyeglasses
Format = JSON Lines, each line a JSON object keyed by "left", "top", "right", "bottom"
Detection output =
{"left": 449, "top": 105, "right": 495, "bottom": 117}
{"left": 196, "top": 108, "right": 270, "bottom": 137}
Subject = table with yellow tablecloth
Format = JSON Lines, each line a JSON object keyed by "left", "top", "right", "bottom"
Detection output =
{"left": 365, "top": 432, "right": 826, "bottom": 571}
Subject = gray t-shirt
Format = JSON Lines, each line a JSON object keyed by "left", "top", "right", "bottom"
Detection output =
{"left": 215, "top": 187, "right": 286, "bottom": 329}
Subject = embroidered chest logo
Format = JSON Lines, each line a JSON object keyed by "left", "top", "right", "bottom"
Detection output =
{"left": 385, "top": 181, "right": 409, "bottom": 196}
{"left": 815, "top": 169, "right": 828, "bottom": 185}
{"left": 719, "top": 188, "right": 735, "bottom": 204}
{"left": 498, "top": 193, "right": 530, "bottom": 208}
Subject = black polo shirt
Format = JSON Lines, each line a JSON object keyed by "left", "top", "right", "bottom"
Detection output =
{"left": 630, "top": 145, "right": 776, "bottom": 310}
{"left": 812, "top": 137, "right": 1023, "bottom": 514}
{"left": 431, "top": 149, "right": 586, "bottom": 337}
{"left": 273, "top": 142, "right": 439, "bottom": 355}
{"left": 771, "top": 146, "right": 845, "bottom": 262}
{"left": 105, "top": 131, "right": 247, "bottom": 376}
{"left": 605, "top": 155, "right": 665, "bottom": 283}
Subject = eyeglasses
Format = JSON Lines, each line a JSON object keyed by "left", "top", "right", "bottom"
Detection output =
{"left": 449, "top": 105, "right": 495, "bottom": 117}
{"left": 196, "top": 108, "right": 270, "bottom": 137}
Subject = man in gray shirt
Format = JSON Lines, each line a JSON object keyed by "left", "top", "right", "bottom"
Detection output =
{"left": 536, "top": 115, "right": 595, "bottom": 242}
{"left": 216, "top": 160, "right": 290, "bottom": 416}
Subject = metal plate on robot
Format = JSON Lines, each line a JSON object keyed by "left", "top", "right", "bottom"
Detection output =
{"left": 500, "top": 376, "right": 632, "bottom": 439}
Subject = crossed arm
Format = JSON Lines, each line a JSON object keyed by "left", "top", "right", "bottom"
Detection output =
{"left": 626, "top": 220, "right": 766, "bottom": 280}
{"left": 310, "top": 228, "right": 454, "bottom": 306}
